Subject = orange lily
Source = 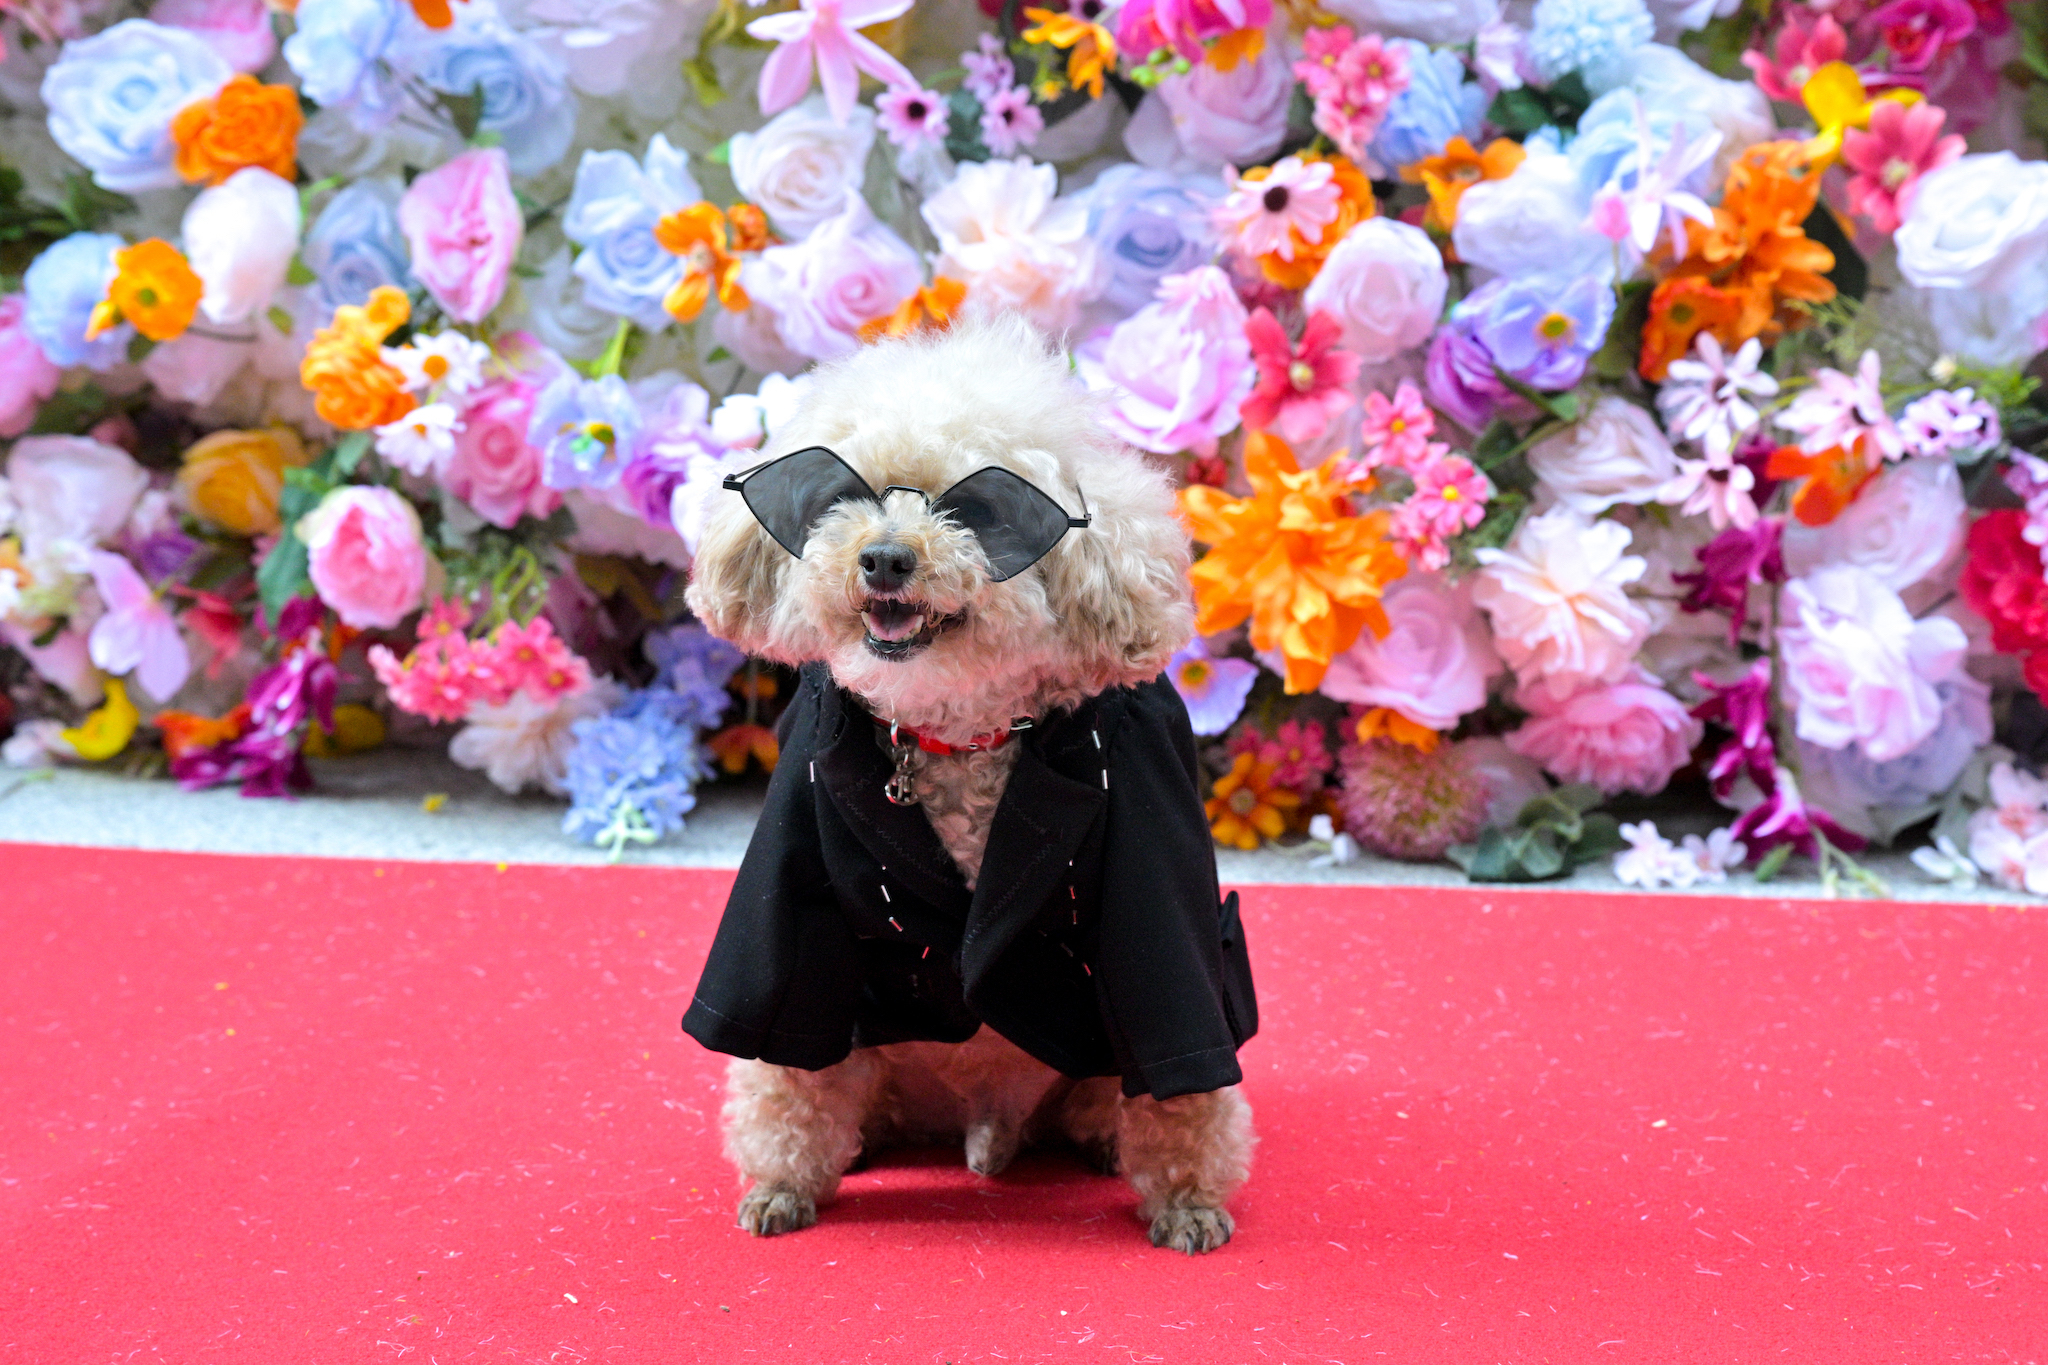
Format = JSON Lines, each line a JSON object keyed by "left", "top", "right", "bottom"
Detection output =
{"left": 1766, "top": 440, "right": 1877, "bottom": 526}
{"left": 859, "top": 277, "right": 968, "bottom": 343}
{"left": 1022, "top": 7, "right": 1119, "bottom": 98}
{"left": 155, "top": 703, "right": 252, "bottom": 760}
{"left": 709, "top": 722, "right": 781, "bottom": 775}
{"left": 653, "top": 203, "right": 749, "bottom": 324}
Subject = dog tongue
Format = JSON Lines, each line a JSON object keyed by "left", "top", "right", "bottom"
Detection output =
{"left": 864, "top": 605, "right": 926, "bottom": 642}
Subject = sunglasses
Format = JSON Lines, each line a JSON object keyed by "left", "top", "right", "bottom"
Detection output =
{"left": 722, "top": 445, "right": 1091, "bottom": 582}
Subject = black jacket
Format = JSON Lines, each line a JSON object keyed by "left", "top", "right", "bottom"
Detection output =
{"left": 681, "top": 664, "right": 1257, "bottom": 1099}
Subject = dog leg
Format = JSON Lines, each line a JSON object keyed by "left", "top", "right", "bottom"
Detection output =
{"left": 723, "top": 1054, "right": 881, "bottom": 1236}
{"left": 1056, "top": 1076, "right": 1124, "bottom": 1175}
{"left": 1117, "top": 1085, "right": 1255, "bottom": 1254}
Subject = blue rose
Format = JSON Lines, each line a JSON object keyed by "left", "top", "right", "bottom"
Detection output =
{"left": 1082, "top": 165, "right": 1221, "bottom": 320}
{"left": 40, "top": 20, "right": 231, "bottom": 192}
{"left": 283, "top": 0, "right": 413, "bottom": 127}
{"left": 414, "top": 12, "right": 574, "bottom": 177}
{"left": 301, "top": 180, "right": 413, "bottom": 316}
{"left": 1367, "top": 40, "right": 1486, "bottom": 173}
{"left": 1568, "top": 89, "right": 1717, "bottom": 203}
{"left": 22, "top": 233, "right": 129, "bottom": 370}
{"left": 563, "top": 135, "right": 702, "bottom": 331}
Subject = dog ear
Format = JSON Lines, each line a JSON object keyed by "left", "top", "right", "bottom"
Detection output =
{"left": 1039, "top": 449, "right": 1196, "bottom": 691}
{"left": 684, "top": 486, "right": 791, "bottom": 658}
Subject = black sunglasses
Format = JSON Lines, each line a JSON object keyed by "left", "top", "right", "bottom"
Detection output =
{"left": 722, "top": 445, "right": 1090, "bottom": 581}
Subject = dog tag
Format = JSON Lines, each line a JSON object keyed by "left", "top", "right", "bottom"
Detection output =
{"left": 884, "top": 740, "right": 920, "bottom": 806}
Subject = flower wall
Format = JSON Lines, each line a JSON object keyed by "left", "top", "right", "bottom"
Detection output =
{"left": 0, "top": 0, "right": 2045, "bottom": 887}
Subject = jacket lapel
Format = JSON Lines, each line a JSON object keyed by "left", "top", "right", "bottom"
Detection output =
{"left": 813, "top": 683, "right": 973, "bottom": 918}
{"left": 958, "top": 735, "right": 1106, "bottom": 988}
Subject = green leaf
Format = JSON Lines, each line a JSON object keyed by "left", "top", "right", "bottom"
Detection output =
{"left": 265, "top": 304, "right": 295, "bottom": 335}
{"left": 705, "top": 345, "right": 733, "bottom": 364}
{"left": 1517, "top": 827, "right": 1567, "bottom": 880}
{"left": 1551, "top": 783, "right": 1605, "bottom": 814}
{"left": 1593, "top": 280, "right": 1652, "bottom": 384}
{"left": 706, "top": 138, "right": 732, "bottom": 166}
{"left": 582, "top": 319, "right": 634, "bottom": 379}
{"left": 1753, "top": 842, "right": 1793, "bottom": 883}
{"left": 256, "top": 529, "right": 312, "bottom": 615}
{"left": 297, "top": 176, "right": 342, "bottom": 217}
{"left": 1801, "top": 201, "right": 1867, "bottom": 302}
{"left": 125, "top": 333, "right": 156, "bottom": 364}
{"left": 285, "top": 254, "right": 317, "bottom": 287}
{"left": 329, "top": 430, "right": 373, "bottom": 478}
{"left": 1486, "top": 87, "right": 1552, "bottom": 137}
{"left": 1496, "top": 369, "right": 1583, "bottom": 424}
{"left": 945, "top": 88, "right": 993, "bottom": 163}
{"left": 682, "top": 56, "right": 728, "bottom": 109}
{"left": 1571, "top": 812, "right": 1626, "bottom": 862}
{"left": 437, "top": 83, "right": 488, "bottom": 141}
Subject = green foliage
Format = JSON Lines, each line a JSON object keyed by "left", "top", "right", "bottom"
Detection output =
{"left": 1485, "top": 72, "right": 1591, "bottom": 138}
{"left": 1447, "top": 784, "right": 1626, "bottom": 882}
{"left": 944, "top": 88, "right": 992, "bottom": 163}
{"left": 1800, "top": 201, "right": 1867, "bottom": 301}
{"left": 1680, "top": 0, "right": 1768, "bottom": 79}
{"left": 439, "top": 512, "right": 571, "bottom": 630}
{"left": 436, "top": 84, "right": 487, "bottom": 142}
{"left": 0, "top": 166, "right": 137, "bottom": 274}
{"left": 1592, "top": 280, "right": 1652, "bottom": 384}
{"left": 256, "top": 432, "right": 370, "bottom": 614}
{"left": 25, "top": 383, "right": 117, "bottom": 437}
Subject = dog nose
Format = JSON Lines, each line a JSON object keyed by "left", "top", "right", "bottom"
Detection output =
{"left": 859, "top": 542, "right": 918, "bottom": 592}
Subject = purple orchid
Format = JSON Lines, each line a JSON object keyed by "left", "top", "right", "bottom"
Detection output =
{"left": 1690, "top": 658, "right": 1775, "bottom": 800}
{"left": 1731, "top": 766, "right": 1868, "bottom": 861}
{"left": 172, "top": 598, "right": 337, "bottom": 798}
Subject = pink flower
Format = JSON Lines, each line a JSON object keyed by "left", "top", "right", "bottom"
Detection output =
{"left": 84, "top": 549, "right": 192, "bottom": 703}
{"left": 148, "top": 0, "right": 275, "bottom": 72}
{"left": 979, "top": 85, "right": 1043, "bottom": 156}
{"left": 1073, "top": 265, "right": 1253, "bottom": 457}
{"left": 1393, "top": 447, "right": 1490, "bottom": 569}
{"left": 1318, "top": 571, "right": 1499, "bottom": 733}
{"left": 1117, "top": 0, "right": 1273, "bottom": 64}
{"left": 1841, "top": 99, "right": 1964, "bottom": 235}
{"left": 1291, "top": 26, "right": 1409, "bottom": 163}
{"left": 875, "top": 85, "right": 949, "bottom": 150}
{"left": 741, "top": 196, "right": 923, "bottom": 363}
{"left": 484, "top": 616, "right": 591, "bottom": 702}
{"left": 1899, "top": 386, "right": 2001, "bottom": 457}
{"left": 1776, "top": 350, "right": 1901, "bottom": 462}
{"left": 1740, "top": 8, "right": 1847, "bottom": 103}
{"left": 1239, "top": 309, "right": 1360, "bottom": 445}
{"left": 397, "top": 148, "right": 522, "bottom": 326}
{"left": 1660, "top": 458, "right": 1760, "bottom": 531}
{"left": 1691, "top": 658, "right": 1775, "bottom": 799}
{"left": 1507, "top": 674, "right": 1703, "bottom": 796}
{"left": 370, "top": 643, "right": 474, "bottom": 723}
{"left": 1215, "top": 156, "right": 1340, "bottom": 263}
{"left": 444, "top": 379, "right": 560, "bottom": 530}
{"left": 297, "top": 485, "right": 429, "bottom": 631}
{"left": 960, "top": 33, "right": 1014, "bottom": 104}
{"left": 1777, "top": 565, "right": 1967, "bottom": 762}
{"left": 1348, "top": 380, "right": 1435, "bottom": 475}
{"left": 0, "top": 294, "right": 61, "bottom": 437}
{"left": 746, "top": 0, "right": 916, "bottom": 123}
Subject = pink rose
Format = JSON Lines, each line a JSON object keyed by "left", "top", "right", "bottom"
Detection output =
{"left": 397, "top": 148, "right": 522, "bottom": 325}
{"left": 0, "top": 294, "right": 61, "bottom": 437}
{"left": 1073, "top": 265, "right": 1252, "bottom": 456}
{"left": 1507, "top": 673, "right": 1703, "bottom": 795}
{"left": 444, "top": 379, "right": 560, "bottom": 529}
{"left": 739, "top": 197, "right": 923, "bottom": 363}
{"left": 149, "top": 0, "right": 276, "bottom": 72}
{"left": 1318, "top": 572, "right": 1499, "bottom": 732}
{"left": 1125, "top": 45, "right": 1293, "bottom": 171}
{"left": 1777, "top": 564, "right": 1968, "bottom": 762}
{"left": 297, "top": 485, "right": 429, "bottom": 630}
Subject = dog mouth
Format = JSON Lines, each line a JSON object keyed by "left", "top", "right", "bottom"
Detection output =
{"left": 860, "top": 599, "right": 962, "bottom": 659}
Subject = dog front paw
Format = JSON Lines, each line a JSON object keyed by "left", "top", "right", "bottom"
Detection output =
{"left": 737, "top": 1185, "right": 817, "bottom": 1236}
{"left": 1148, "top": 1205, "right": 1234, "bottom": 1254}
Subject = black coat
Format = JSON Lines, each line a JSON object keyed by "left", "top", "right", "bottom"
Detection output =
{"left": 682, "top": 664, "right": 1257, "bottom": 1100}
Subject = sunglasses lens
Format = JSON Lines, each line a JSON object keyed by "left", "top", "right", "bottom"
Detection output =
{"left": 738, "top": 446, "right": 876, "bottom": 557}
{"left": 932, "top": 467, "right": 1078, "bottom": 581}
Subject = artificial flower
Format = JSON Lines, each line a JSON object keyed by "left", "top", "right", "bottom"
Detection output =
{"left": 1222, "top": 155, "right": 1376, "bottom": 290}
{"left": 1299, "top": 217, "right": 1446, "bottom": 364}
{"left": 1319, "top": 571, "right": 1498, "bottom": 734}
{"left": 1508, "top": 673, "right": 1702, "bottom": 796}
{"left": 1473, "top": 507, "right": 1651, "bottom": 700}
{"left": 1797, "top": 61, "right": 1920, "bottom": 166}
{"left": 921, "top": 157, "right": 1101, "bottom": 333}
{"left": 84, "top": 549, "right": 192, "bottom": 704}
{"left": 0, "top": 295, "right": 62, "bottom": 438}
{"left": 59, "top": 677, "right": 140, "bottom": 761}
{"left": 1022, "top": 6, "right": 1118, "bottom": 99}
{"left": 177, "top": 426, "right": 308, "bottom": 537}
{"left": 729, "top": 97, "right": 874, "bottom": 241}
{"left": 1292, "top": 25, "right": 1409, "bottom": 162}
{"left": 1777, "top": 564, "right": 1968, "bottom": 762}
{"left": 1335, "top": 735, "right": 1488, "bottom": 860}
{"left": 169, "top": 73, "right": 301, "bottom": 185}
{"left": 1656, "top": 334, "right": 1776, "bottom": 459}
{"left": 1167, "top": 635, "right": 1259, "bottom": 735}
{"left": 653, "top": 203, "right": 751, "bottom": 325}
{"left": 1780, "top": 456, "right": 1965, "bottom": 593}
{"left": 398, "top": 148, "right": 523, "bottom": 325}
{"left": 42, "top": 19, "right": 232, "bottom": 193}
{"left": 87, "top": 239, "right": 203, "bottom": 343}
{"left": 708, "top": 722, "right": 781, "bottom": 776}
{"left": 1205, "top": 751, "right": 1300, "bottom": 850}
{"left": 1764, "top": 440, "right": 1876, "bottom": 527}
{"left": 1350, "top": 380, "right": 1436, "bottom": 474}
{"left": 300, "top": 286, "right": 416, "bottom": 431}
{"left": 181, "top": 167, "right": 302, "bottom": 327}
{"left": 858, "top": 277, "right": 967, "bottom": 343}
{"left": 1074, "top": 265, "right": 1252, "bottom": 457}
{"left": 874, "top": 86, "right": 949, "bottom": 150}
{"left": 1841, "top": 99, "right": 1963, "bottom": 235}
{"left": 1239, "top": 309, "right": 1360, "bottom": 445}
{"left": 1525, "top": 397, "right": 1683, "bottom": 516}
{"left": 1391, "top": 448, "right": 1490, "bottom": 569}
{"left": 1400, "top": 134, "right": 1525, "bottom": 237}
{"left": 745, "top": 0, "right": 916, "bottom": 124}
{"left": 298, "top": 485, "right": 431, "bottom": 631}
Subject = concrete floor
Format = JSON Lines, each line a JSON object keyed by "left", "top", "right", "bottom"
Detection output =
{"left": 0, "top": 746, "right": 2021, "bottom": 902}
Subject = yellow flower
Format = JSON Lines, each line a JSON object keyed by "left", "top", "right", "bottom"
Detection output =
{"left": 60, "top": 678, "right": 139, "bottom": 761}
{"left": 87, "top": 239, "right": 203, "bottom": 343}
{"left": 178, "top": 427, "right": 309, "bottom": 537}
{"left": 1206, "top": 753, "right": 1300, "bottom": 850}
{"left": 1180, "top": 431, "right": 1407, "bottom": 695}
{"left": 1800, "top": 62, "right": 1919, "bottom": 166}
{"left": 300, "top": 286, "right": 415, "bottom": 431}
{"left": 1022, "top": 7, "right": 1119, "bottom": 98}
{"left": 302, "top": 702, "right": 386, "bottom": 757}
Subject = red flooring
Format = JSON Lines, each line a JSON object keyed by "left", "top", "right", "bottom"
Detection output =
{"left": 2, "top": 844, "right": 2044, "bottom": 1363}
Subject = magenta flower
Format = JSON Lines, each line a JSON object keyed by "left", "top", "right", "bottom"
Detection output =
{"left": 875, "top": 85, "right": 949, "bottom": 150}
{"left": 1841, "top": 99, "right": 1964, "bottom": 235}
{"left": 1689, "top": 658, "right": 1775, "bottom": 799}
{"left": 1350, "top": 379, "right": 1435, "bottom": 475}
{"left": 173, "top": 600, "right": 336, "bottom": 798}
{"left": 746, "top": 0, "right": 916, "bottom": 124}
{"left": 1240, "top": 308, "right": 1360, "bottom": 445}
{"left": 1675, "top": 517, "right": 1783, "bottom": 643}
{"left": 1861, "top": 0, "right": 1977, "bottom": 75}
{"left": 979, "top": 86, "right": 1043, "bottom": 156}
{"left": 1117, "top": 0, "right": 1273, "bottom": 65}
{"left": 85, "top": 549, "right": 192, "bottom": 703}
{"left": 1731, "top": 767, "right": 1868, "bottom": 862}
{"left": 1740, "top": 8, "right": 1847, "bottom": 102}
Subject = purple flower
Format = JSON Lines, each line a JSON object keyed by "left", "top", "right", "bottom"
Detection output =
{"left": 961, "top": 34, "right": 1014, "bottom": 104}
{"left": 1460, "top": 273, "right": 1615, "bottom": 391}
{"left": 1901, "top": 387, "right": 2001, "bottom": 458}
{"left": 173, "top": 611, "right": 337, "bottom": 798}
{"left": 1691, "top": 658, "right": 1774, "bottom": 800}
{"left": 617, "top": 381, "right": 725, "bottom": 528}
{"left": 1167, "top": 637, "right": 1259, "bottom": 735}
{"left": 84, "top": 549, "right": 192, "bottom": 703}
{"left": 875, "top": 85, "right": 948, "bottom": 150}
{"left": 643, "top": 621, "right": 744, "bottom": 728}
{"left": 1424, "top": 325, "right": 1522, "bottom": 432}
{"left": 1731, "top": 767, "right": 1868, "bottom": 862}
{"left": 1675, "top": 517, "right": 1784, "bottom": 643}
{"left": 529, "top": 372, "right": 641, "bottom": 491}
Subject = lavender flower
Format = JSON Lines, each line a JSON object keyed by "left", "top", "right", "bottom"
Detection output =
{"left": 1460, "top": 272, "right": 1615, "bottom": 392}
{"left": 530, "top": 372, "right": 641, "bottom": 491}
{"left": 561, "top": 697, "right": 714, "bottom": 855}
{"left": 1167, "top": 637, "right": 1258, "bottom": 736}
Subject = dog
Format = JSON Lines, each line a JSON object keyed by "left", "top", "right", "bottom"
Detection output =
{"left": 682, "top": 313, "right": 1256, "bottom": 1254}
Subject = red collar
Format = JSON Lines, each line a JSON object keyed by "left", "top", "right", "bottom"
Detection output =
{"left": 877, "top": 715, "right": 1033, "bottom": 756}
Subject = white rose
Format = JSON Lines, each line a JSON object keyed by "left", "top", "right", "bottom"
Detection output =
{"left": 1123, "top": 45, "right": 1292, "bottom": 173}
{"left": 1322, "top": 0, "right": 1499, "bottom": 43}
{"left": 922, "top": 157, "right": 1103, "bottom": 334}
{"left": 1912, "top": 269, "right": 2048, "bottom": 371}
{"left": 729, "top": 95, "right": 876, "bottom": 241}
{"left": 1896, "top": 153, "right": 2048, "bottom": 292}
{"left": 1473, "top": 506, "right": 1651, "bottom": 699}
{"left": 6, "top": 436, "right": 149, "bottom": 560}
{"left": 1302, "top": 217, "right": 1447, "bottom": 362}
{"left": 1452, "top": 149, "right": 1613, "bottom": 283}
{"left": 181, "top": 167, "right": 302, "bottom": 325}
{"left": 1526, "top": 397, "right": 1680, "bottom": 515}
{"left": 1782, "top": 456, "right": 1965, "bottom": 593}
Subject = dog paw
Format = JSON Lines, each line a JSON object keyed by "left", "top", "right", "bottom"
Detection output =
{"left": 965, "top": 1120, "right": 1018, "bottom": 1177}
{"left": 1148, "top": 1205, "right": 1234, "bottom": 1254}
{"left": 737, "top": 1185, "right": 816, "bottom": 1236}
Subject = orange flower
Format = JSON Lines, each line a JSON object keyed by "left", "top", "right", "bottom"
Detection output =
{"left": 299, "top": 286, "right": 416, "bottom": 431}
{"left": 709, "top": 722, "right": 781, "bottom": 775}
{"left": 1766, "top": 440, "right": 1877, "bottom": 526}
{"left": 1206, "top": 26, "right": 1265, "bottom": 70}
{"left": 87, "top": 239, "right": 202, "bottom": 342}
{"left": 154, "top": 703, "right": 251, "bottom": 760}
{"left": 859, "top": 277, "right": 968, "bottom": 343}
{"left": 1400, "top": 136, "right": 1525, "bottom": 238}
{"left": 1180, "top": 430, "right": 1408, "bottom": 695}
{"left": 653, "top": 203, "right": 749, "bottom": 324}
{"left": 1206, "top": 753, "right": 1301, "bottom": 849}
{"left": 726, "top": 202, "right": 773, "bottom": 253}
{"left": 409, "top": 0, "right": 458, "bottom": 25}
{"left": 1353, "top": 706, "right": 1439, "bottom": 752}
{"left": 1022, "top": 7, "right": 1119, "bottom": 97}
{"left": 1639, "top": 276, "right": 1747, "bottom": 381}
{"left": 1243, "top": 154, "right": 1376, "bottom": 291}
{"left": 170, "top": 75, "right": 302, "bottom": 185}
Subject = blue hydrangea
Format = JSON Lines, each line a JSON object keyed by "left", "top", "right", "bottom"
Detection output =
{"left": 1526, "top": 0, "right": 1656, "bottom": 87}
{"left": 40, "top": 19, "right": 232, "bottom": 193}
{"left": 561, "top": 699, "right": 714, "bottom": 855}
{"left": 644, "top": 623, "right": 744, "bottom": 727}
{"left": 413, "top": 9, "right": 575, "bottom": 177}
{"left": 564, "top": 135, "right": 703, "bottom": 331}
{"left": 529, "top": 372, "right": 641, "bottom": 491}
{"left": 283, "top": 0, "right": 415, "bottom": 128}
{"left": 300, "top": 180, "right": 412, "bottom": 316}
{"left": 22, "top": 233, "right": 129, "bottom": 369}
{"left": 1366, "top": 40, "right": 1487, "bottom": 174}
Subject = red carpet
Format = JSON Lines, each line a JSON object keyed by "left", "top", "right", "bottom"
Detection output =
{"left": 3, "top": 844, "right": 2043, "bottom": 1363}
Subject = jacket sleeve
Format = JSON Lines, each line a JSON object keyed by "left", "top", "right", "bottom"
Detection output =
{"left": 681, "top": 670, "right": 863, "bottom": 1071}
{"left": 1092, "top": 679, "right": 1254, "bottom": 1100}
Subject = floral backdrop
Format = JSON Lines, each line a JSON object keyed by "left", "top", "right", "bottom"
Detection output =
{"left": 0, "top": 0, "right": 2044, "bottom": 891}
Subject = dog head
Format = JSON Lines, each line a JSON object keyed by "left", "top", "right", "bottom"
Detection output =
{"left": 685, "top": 313, "right": 1195, "bottom": 731}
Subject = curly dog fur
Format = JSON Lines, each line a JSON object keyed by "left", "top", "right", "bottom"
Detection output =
{"left": 685, "top": 313, "right": 1255, "bottom": 1253}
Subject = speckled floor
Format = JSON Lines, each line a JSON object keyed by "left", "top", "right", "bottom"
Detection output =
{"left": 0, "top": 746, "right": 2019, "bottom": 902}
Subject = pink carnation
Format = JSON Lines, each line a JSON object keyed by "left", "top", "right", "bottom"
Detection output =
{"left": 298, "top": 485, "right": 429, "bottom": 631}
{"left": 1507, "top": 674, "right": 1704, "bottom": 795}
{"left": 396, "top": 148, "right": 523, "bottom": 326}
{"left": 444, "top": 379, "right": 559, "bottom": 529}
{"left": 0, "top": 294, "right": 60, "bottom": 437}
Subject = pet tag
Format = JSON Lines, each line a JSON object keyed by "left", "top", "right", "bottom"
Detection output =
{"left": 884, "top": 732, "right": 920, "bottom": 807}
